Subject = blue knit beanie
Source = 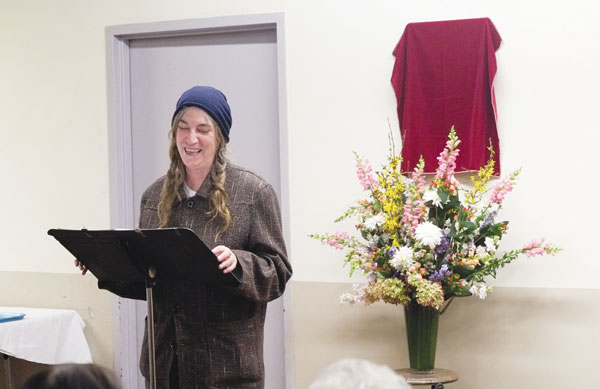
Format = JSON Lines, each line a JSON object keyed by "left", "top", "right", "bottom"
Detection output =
{"left": 172, "top": 86, "right": 232, "bottom": 143}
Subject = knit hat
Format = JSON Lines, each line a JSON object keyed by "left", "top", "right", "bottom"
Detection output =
{"left": 172, "top": 86, "right": 232, "bottom": 143}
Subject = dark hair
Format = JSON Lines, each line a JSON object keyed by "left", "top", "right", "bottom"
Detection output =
{"left": 21, "top": 364, "right": 119, "bottom": 389}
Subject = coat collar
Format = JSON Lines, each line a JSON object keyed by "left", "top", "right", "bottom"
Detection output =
{"left": 181, "top": 166, "right": 217, "bottom": 200}
{"left": 195, "top": 171, "right": 214, "bottom": 199}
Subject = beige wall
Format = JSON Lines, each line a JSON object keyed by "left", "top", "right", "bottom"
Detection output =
{"left": 0, "top": 1, "right": 598, "bottom": 388}
{"left": 0, "top": 272, "right": 114, "bottom": 368}
{"left": 0, "top": 272, "right": 114, "bottom": 387}
{"left": 294, "top": 282, "right": 600, "bottom": 388}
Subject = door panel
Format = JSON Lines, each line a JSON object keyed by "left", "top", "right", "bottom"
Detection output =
{"left": 128, "top": 27, "right": 284, "bottom": 389}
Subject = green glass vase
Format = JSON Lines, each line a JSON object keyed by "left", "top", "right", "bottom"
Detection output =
{"left": 404, "top": 301, "right": 440, "bottom": 372}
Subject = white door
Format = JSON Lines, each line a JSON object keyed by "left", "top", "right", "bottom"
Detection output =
{"left": 107, "top": 15, "right": 289, "bottom": 389}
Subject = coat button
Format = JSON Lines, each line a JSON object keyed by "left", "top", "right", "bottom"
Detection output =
{"left": 169, "top": 341, "right": 175, "bottom": 349}
{"left": 186, "top": 199, "right": 195, "bottom": 209}
{"left": 171, "top": 305, "right": 180, "bottom": 313}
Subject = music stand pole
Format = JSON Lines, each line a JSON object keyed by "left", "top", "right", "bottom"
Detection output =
{"left": 146, "top": 267, "right": 157, "bottom": 389}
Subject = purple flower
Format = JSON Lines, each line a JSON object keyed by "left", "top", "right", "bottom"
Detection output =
{"left": 388, "top": 247, "right": 397, "bottom": 258}
{"left": 481, "top": 211, "right": 497, "bottom": 229}
{"left": 429, "top": 264, "right": 451, "bottom": 282}
{"left": 435, "top": 236, "right": 450, "bottom": 255}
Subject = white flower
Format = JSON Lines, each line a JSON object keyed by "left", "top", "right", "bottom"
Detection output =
{"left": 423, "top": 189, "right": 443, "bottom": 207}
{"left": 366, "top": 271, "right": 378, "bottom": 284}
{"left": 485, "top": 237, "right": 497, "bottom": 253}
{"left": 469, "top": 283, "right": 492, "bottom": 300}
{"left": 414, "top": 221, "right": 443, "bottom": 248}
{"left": 390, "top": 246, "right": 414, "bottom": 271}
{"left": 363, "top": 213, "right": 385, "bottom": 230}
{"left": 340, "top": 293, "right": 357, "bottom": 305}
{"left": 475, "top": 245, "right": 487, "bottom": 257}
{"left": 340, "top": 284, "right": 368, "bottom": 305}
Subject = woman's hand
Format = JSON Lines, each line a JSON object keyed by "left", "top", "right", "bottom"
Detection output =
{"left": 74, "top": 259, "right": 88, "bottom": 275}
{"left": 212, "top": 245, "right": 238, "bottom": 274}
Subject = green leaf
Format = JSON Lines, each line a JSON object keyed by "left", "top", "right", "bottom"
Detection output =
{"left": 438, "top": 189, "right": 449, "bottom": 204}
{"left": 446, "top": 195, "right": 461, "bottom": 210}
{"left": 451, "top": 286, "right": 472, "bottom": 297}
{"left": 460, "top": 220, "right": 476, "bottom": 230}
{"left": 479, "top": 221, "right": 508, "bottom": 238}
{"left": 452, "top": 265, "right": 476, "bottom": 277}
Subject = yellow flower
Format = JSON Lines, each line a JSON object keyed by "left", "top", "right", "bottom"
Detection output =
{"left": 465, "top": 156, "right": 495, "bottom": 205}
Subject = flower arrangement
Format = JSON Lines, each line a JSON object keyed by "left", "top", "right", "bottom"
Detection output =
{"left": 311, "top": 127, "right": 561, "bottom": 311}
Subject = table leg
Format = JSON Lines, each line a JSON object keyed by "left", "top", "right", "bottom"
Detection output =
{"left": 2, "top": 354, "right": 15, "bottom": 389}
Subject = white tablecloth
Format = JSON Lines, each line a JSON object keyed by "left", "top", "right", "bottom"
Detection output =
{"left": 0, "top": 307, "right": 92, "bottom": 364}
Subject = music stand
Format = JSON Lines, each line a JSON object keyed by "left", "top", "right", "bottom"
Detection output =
{"left": 48, "top": 227, "right": 242, "bottom": 389}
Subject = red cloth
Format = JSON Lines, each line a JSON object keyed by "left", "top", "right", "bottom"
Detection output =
{"left": 391, "top": 18, "right": 502, "bottom": 174}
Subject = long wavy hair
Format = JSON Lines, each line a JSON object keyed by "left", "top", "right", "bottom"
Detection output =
{"left": 157, "top": 107, "right": 231, "bottom": 236}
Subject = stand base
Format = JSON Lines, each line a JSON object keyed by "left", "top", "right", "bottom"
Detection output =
{"left": 395, "top": 368, "right": 458, "bottom": 388}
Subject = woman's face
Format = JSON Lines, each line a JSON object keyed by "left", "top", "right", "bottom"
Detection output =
{"left": 175, "top": 107, "right": 219, "bottom": 176}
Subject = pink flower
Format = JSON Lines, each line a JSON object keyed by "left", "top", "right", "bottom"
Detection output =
{"left": 435, "top": 141, "right": 460, "bottom": 181}
{"left": 412, "top": 159, "right": 426, "bottom": 192}
{"left": 489, "top": 177, "right": 514, "bottom": 205}
{"left": 401, "top": 158, "right": 426, "bottom": 235}
{"left": 433, "top": 133, "right": 461, "bottom": 195}
{"left": 356, "top": 158, "right": 378, "bottom": 191}
{"left": 402, "top": 201, "right": 424, "bottom": 236}
{"left": 489, "top": 169, "right": 520, "bottom": 206}
{"left": 324, "top": 232, "right": 350, "bottom": 250}
{"left": 523, "top": 238, "right": 549, "bottom": 257}
{"left": 447, "top": 175, "right": 460, "bottom": 195}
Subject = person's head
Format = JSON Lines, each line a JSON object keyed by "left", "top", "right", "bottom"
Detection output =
{"left": 309, "top": 358, "right": 412, "bottom": 389}
{"left": 22, "top": 363, "right": 120, "bottom": 389}
{"left": 172, "top": 85, "right": 232, "bottom": 143}
{"left": 171, "top": 106, "right": 225, "bottom": 177}
{"left": 159, "top": 86, "right": 233, "bottom": 232}
{"left": 169, "top": 86, "right": 231, "bottom": 177}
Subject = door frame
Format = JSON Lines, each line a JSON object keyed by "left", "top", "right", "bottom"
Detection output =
{"left": 105, "top": 13, "right": 293, "bottom": 389}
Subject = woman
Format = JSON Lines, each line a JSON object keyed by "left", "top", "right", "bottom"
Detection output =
{"left": 80, "top": 86, "right": 291, "bottom": 388}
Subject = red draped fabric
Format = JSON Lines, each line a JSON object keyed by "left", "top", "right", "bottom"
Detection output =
{"left": 391, "top": 17, "right": 502, "bottom": 174}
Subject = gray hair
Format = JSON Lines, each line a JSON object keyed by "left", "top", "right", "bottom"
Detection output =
{"left": 309, "top": 359, "right": 412, "bottom": 389}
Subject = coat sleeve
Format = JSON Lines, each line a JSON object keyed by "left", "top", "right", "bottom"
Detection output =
{"left": 230, "top": 183, "right": 292, "bottom": 303}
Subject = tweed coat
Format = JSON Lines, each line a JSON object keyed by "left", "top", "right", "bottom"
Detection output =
{"left": 138, "top": 164, "right": 292, "bottom": 389}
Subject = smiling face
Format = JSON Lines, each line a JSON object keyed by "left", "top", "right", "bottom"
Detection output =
{"left": 175, "top": 107, "right": 220, "bottom": 178}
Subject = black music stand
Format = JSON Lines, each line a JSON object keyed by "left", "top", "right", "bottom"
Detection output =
{"left": 47, "top": 228, "right": 242, "bottom": 389}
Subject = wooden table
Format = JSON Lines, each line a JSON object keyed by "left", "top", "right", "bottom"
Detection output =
{"left": 396, "top": 368, "right": 458, "bottom": 389}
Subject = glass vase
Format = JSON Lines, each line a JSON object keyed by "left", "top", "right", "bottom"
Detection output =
{"left": 404, "top": 301, "right": 440, "bottom": 373}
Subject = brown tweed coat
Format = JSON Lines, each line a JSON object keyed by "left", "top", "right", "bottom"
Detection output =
{"left": 138, "top": 164, "right": 292, "bottom": 389}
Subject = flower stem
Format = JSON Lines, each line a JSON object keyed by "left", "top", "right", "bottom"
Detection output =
{"left": 439, "top": 296, "right": 455, "bottom": 316}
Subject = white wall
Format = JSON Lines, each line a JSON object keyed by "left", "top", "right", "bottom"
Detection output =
{"left": 1, "top": 0, "right": 598, "bottom": 387}
{"left": 291, "top": 1, "right": 599, "bottom": 289}
{"left": 0, "top": 0, "right": 596, "bottom": 280}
